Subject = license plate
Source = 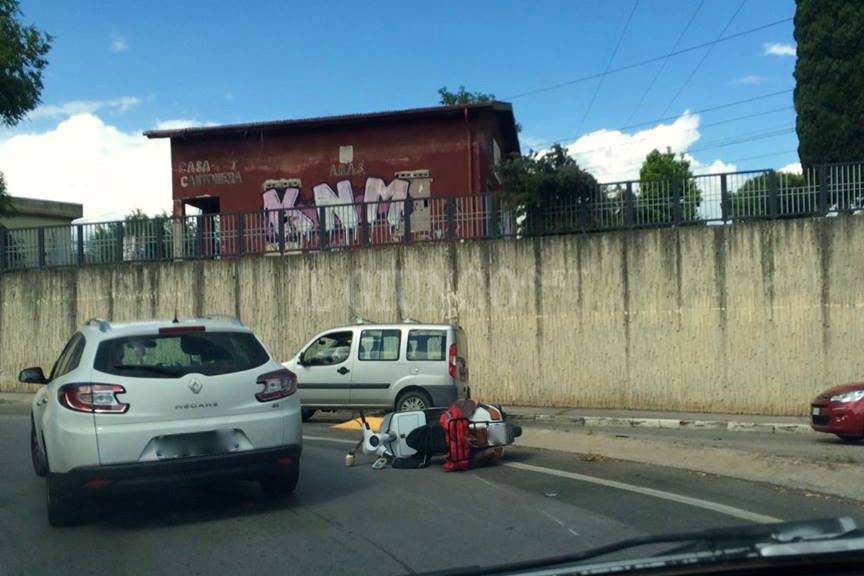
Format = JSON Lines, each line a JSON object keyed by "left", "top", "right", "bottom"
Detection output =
{"left": 155, "top": 431, "right": 235, "bottom": 460}
{"left": 812, "top": 407, "right": 821, "bottom": 416}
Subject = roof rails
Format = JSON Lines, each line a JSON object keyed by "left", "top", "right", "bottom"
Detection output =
{"left": 202, "top": 314, "right": 244, "bottom": 326}
{"left": 84, "top": 318, "right": 111, "bottom": 332}
{"left": 353, "top": 316, "right": 377, "bottom": 325}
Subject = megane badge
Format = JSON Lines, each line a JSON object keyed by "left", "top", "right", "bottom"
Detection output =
{"left": 189, "top": 379, "right": 203, "bottom": 394}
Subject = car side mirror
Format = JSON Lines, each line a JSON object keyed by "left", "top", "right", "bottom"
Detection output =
{"left": 19, "top": 367, "right": 47, "bottom": 385}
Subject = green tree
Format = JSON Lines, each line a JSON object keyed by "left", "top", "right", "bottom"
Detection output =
{"left": 84, "top": 222, "right": 120, "bottom": 264}
{"left": 0, "top": 171, "right": 12, "bottom": 215}
{"left": 637, "top": 148, "right": 702, "bottom": 224}
{"left": 0, "top": 0, "right": 51, "bottom": 126}
{"left": 794, "top": 0, "right": 864, "bottom": 166}
{"left": 729, "top": 171, "right": 809, "bottom": 218}
{"left": 84, "top": 210, "right": 174, "bottom": 263}
{"left": 496, "top": 144, "right": 603, "bottom": 234}
{"left": 0, "top": 0, "right": 51, "bottom": 218}
{"left": 438, "top": 85, "right": 494, "bottom": 106}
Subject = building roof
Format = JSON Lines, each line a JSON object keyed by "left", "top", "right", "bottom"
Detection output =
{"left": 144, "top": 101, "right": 520, "bottom": 153}
{"left": 9, "top": 196, "right": 83, "bottom": 220}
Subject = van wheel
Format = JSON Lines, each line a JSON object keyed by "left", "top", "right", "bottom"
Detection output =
{"left": 30, "top": 416, "right": 48, "bottom": 477}
{"left": 301, "top": 409, "right": 317, "bottom": 422}
{"left": 396, "top": 390, "right": 432, "bottom": 412}
{"left": 261, "top": 463, "right": 300, "bottom": 497}
{"left": 47, "top": 479, "right": 80, "bottom": 527}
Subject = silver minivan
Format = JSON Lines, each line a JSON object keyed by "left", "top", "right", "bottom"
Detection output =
{"left": 282, "top": 322, "right": 469, "bottom": 420}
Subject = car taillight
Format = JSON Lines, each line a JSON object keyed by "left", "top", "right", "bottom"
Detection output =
{"left": 58, "top": 384, "right": 128, "bottom": 414}
{"left": 256, "top": 369, "right": 297, "bottom": 402}
{"left": 448, "top": 344, "right": 457, "bottom": 378}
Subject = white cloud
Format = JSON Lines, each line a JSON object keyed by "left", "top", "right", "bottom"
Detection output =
{"left": 730, "top": 75, "right": 763, "bottom": 86}
{"left": 565, "top": 112, "right": 702, "bottom": 182}
{"left": 0, "top": 113, "right": 171, "bottom": 217}
{"left": 28, "top": 97, "right": 141, "bottom": 120}
{"left": 153, "top": 119, "right": 211, "bottom": 130}
{"left": 519, "top": 134, "right": 546, "bottom": 152}
{"left": 779, "top": 162, "right": 802, "bottom": 174}
{"left": 763, "top": 42, "right": 795, "bottom": 57}
{"left": 110, "top": 34, "right": 129, "bottom": 53}
{"left": 690, "top": 158, "right": 737, "bottom": 175}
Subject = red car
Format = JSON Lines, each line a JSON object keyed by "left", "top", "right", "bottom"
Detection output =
{"left": 810, "top": 383, "right": 864, "bottom": 441}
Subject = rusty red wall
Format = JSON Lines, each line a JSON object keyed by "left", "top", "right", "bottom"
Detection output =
{"left": 169, "top": 111, "right": 507, "bottom": 216}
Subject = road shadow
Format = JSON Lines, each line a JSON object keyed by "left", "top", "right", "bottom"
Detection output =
{"left": 79, "top": 452, "right": 371, "bottom": 530}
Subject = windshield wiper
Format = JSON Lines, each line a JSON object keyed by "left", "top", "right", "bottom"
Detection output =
{"left": 421, "top": 518, "right": 860, "bottom": 576}
{"left": 111, "top": 364, "right": 183, "bottom": 376}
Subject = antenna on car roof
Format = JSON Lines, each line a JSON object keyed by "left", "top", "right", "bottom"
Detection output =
{"left": 172, "top": 309, "right": 179, "bottom": 324}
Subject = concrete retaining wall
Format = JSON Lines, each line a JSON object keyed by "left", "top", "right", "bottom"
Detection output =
{"left": 3, "top": 216, "right": 862, "bottom": 415}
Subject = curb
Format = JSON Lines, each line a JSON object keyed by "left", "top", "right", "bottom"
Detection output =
{"left": 510, "top": 413, "right": 814, "bottom": 435}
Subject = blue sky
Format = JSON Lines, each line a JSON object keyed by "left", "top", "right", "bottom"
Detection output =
{"left": 2, "top": 0, "right": 799, "bottom": 216}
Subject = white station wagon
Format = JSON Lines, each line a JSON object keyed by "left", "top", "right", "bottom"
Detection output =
{"left": 23, "top": 316, "right": 302, "bottom": 526}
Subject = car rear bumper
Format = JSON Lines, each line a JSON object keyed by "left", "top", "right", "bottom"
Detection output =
{"left": 49, "top": 444, "right": 302, "bottom": 494}
{"left": 810, "top": 401, "right": 864, "bottom": 436}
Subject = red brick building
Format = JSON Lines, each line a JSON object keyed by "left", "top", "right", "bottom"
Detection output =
{"left": 145, "top": 102, "right": 520, "bottom": 221}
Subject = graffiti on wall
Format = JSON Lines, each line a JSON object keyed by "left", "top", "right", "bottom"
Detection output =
{"left": 179, "top": 160, "right": 243, "bottom": 188}
{"left": 261, "top": 175, "right": 433, "bottom": 244}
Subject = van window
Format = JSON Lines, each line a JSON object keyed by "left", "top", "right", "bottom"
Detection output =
{"left": 302, "top": 331, "right": 352, "bottom": 366}
{"left": 359, "top": 329, "right": 401, "bottom": 361}
{"left": 407, "top": 330, "right": 446, "bottom": 361}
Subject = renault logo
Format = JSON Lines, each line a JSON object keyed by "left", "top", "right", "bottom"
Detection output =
{"left": 189, "top": 379, "right": 203, "bottom": 394}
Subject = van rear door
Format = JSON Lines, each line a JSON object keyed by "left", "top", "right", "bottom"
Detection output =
{"left": 453, "top": 326, "right": 470, "bottom": 398}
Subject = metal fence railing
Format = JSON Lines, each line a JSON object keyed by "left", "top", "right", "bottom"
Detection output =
{"left": 2, "top": 160, "right": 863, "bottom": 271}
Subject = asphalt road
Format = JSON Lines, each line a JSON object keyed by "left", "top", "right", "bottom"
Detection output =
{"left": 1, "top": 408, "right": 863, "bottom": 576}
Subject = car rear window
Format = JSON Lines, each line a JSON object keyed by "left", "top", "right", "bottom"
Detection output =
{"left": 407, "top": 329, "right": 446, "bottom": 361}
{"left": 94, "top": 331, "right": 270, "bottom": 378}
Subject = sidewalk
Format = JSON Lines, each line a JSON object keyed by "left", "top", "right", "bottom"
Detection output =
{"left": 0, "top": 392, "right": 31, "bottom": 404}
{"left": 505, "top": 406, "right": 813, "bottom": 434}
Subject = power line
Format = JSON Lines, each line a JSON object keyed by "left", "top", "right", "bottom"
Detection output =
{"left": 580, "top": 127, "right": 795, "bottom": 175}
{"left": 725, "top": 149, "right": 798, "bottom": 164}
{"left": 688, "top": 125, "right": 795, "bottom": 153}
{"left": 699, "top": 106, "right": 793, "bottom": 129}
{"left": 504, "top": 16, "right": 791, "bottom": 100}
{"left": 529, "top": 89, "right": 793, "bottom": 149}
{"left": 545, "top": 106, "right": 794, "bottom": 158}
{"left": 625, "top": 0, "right": 705, "bottom": 124}
{"left": 615, "top": 89, "right": 792, "bottom": 131}
{"left": 659, "top": 1, "right": 746, "bottom": 118}
{"left": 577, "top": 0, "right": 640, "bottom": 132}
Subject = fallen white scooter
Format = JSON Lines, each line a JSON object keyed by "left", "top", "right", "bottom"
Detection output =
{"left": 345, "top": 401, "right": 522, "bottom": 470}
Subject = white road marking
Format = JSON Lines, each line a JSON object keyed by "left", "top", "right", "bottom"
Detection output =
{"left": 568, "top": 528, "right": 581, "bottom": 537}
{"left": 503, "top": 461, "right": 781, "bottom": 524}
{"left": 303, "top": 434, "right": 781, "bottom": 524}
{"left": 541, "top": 510, "right": 566, "bottom": 527}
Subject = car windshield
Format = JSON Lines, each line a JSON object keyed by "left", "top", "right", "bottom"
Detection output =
{"left": 6, "top": 0, "right": 864, "bottom": 575}
{"left": 94, "top": 332, "right": 270, "bottom": 377}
